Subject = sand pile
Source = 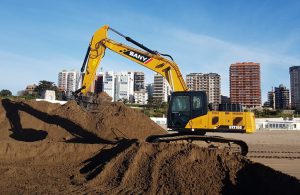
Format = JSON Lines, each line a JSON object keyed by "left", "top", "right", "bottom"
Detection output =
{"left": 0, "top": 94, "right": 165, "bottom": 143}
{"left": 0, "top": 96, "right": 299, "bottom": 194}
{"left": 54, "top": 99, "right": 165, "bottom": 143}
{"left": 72, "top": 141, "right": 300, "bottom": 194}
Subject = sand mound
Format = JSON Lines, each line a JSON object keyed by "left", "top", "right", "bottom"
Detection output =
{"left": 0, "top": 97, "right": 299, "bottom": 194}
{"left": 73, "top": 141, "right": 300, "bottom": 194}
{"left": 53, "top": 99, "right": 165, "bottom": 142}
{"left": 0, "top": 96, "right": 165, "bottom": 143}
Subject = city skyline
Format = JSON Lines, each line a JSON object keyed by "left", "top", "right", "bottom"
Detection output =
{"left": 1, "top": 1, "right": 300, "bottom": 103}
{"left": 4, "top": 66, "right": 297, "bottom": 105}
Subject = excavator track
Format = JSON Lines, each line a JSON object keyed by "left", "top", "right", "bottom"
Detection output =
{"left": 146, "top": 132, "right": 248, "bottom": 156}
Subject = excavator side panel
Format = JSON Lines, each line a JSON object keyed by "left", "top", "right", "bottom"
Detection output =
{"left": 184, "top": 111, "right": 256, "bottom": 133}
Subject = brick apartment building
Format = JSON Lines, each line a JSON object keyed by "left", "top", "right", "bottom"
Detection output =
{"left": 230, "top": 62, "right": 261, "bottom": 108}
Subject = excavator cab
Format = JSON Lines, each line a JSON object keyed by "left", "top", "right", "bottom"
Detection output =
{"left": 168, "top": 91, "right": 208, "bottom": 130}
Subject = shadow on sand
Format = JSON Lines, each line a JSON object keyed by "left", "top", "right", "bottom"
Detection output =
{"left": 222, "top": 161, "right": 300, "bottom": 195}
{"left": 80, "top": 139, "right": 137, "bottom": 180}
{"left": 1, "top": 99, "right": 114, "bottom": 144}
{"left": 10, "top": 128, "right": 48, "bottom": 142}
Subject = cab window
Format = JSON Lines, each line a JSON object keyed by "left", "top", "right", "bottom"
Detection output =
{"left": 171, "top": 96, "right": 190, "bottom": 112}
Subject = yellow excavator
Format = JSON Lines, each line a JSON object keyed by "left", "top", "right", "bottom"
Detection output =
{"left": 74, "top": 25, "right": 256, "bottom": 155}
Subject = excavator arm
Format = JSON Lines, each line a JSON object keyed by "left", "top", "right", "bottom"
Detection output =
{"left": 78, "top": 25, "right": 188, "bottom": 95}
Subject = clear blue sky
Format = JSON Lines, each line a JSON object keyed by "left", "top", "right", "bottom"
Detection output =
{"left": 0, "top": 0, "right": 299, "bottom": 102}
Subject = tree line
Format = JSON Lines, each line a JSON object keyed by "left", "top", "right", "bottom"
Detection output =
{"left": 0, "top": 80, "right": 66, "bottom": 100}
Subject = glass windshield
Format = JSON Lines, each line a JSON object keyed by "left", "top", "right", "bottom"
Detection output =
{"left": 171, "top": 96, "right": 190, "bottom": 112}
{"left": 192, "top": 95, "right": 202, "bottom": 111}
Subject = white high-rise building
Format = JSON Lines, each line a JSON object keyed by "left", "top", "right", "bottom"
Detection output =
{"left": 58, "top": 69, "right": 79, "bottom": 97}
{"left": 103, "top": 71, "right": 135, "bottom": 102}
{"left": 115, "top": 71, "right": 134, "bottom": 102}
{"left": 103, "top": 71, "right": 116, "bottom": 101}
{"left": 186, "top": 73, "right": 221, "bottom": 107}
{"left": 67, "top": 71, "right": 78, "bottom": 96}
{"left": 58, "top": 70, "right": 68, "bottom": 90}
{"left": 134, "top": 89, "right": 148, "bottom": 105}
{"left": 153, "top": 73, "right": 171, "bottom": 102}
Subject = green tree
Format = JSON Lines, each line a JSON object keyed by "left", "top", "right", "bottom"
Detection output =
{"left": 0, "top": 89, "right": 12, "bottom": 97}
{"left": 34, "top": 80, "right": 58, "bottom": 97}
{"left": 143, "top": 98, "right": 168, "bottom": 117}
{"left": 20, "top": 90, "right": 39, "bottom": 100}
{"left": 146, "top": 97, "right": 154, "bottom": 108}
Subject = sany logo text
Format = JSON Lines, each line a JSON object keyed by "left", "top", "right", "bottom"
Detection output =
{"left": 123, "top": 50, "right": 152, "bottom": 64}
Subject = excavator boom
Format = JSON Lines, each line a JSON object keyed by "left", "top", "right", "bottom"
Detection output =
{"left": 79, "top": 25, "right": 188, "bottom": 95}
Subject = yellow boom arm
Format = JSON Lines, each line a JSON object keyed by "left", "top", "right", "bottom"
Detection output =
{"left": 79, "top": 25, "right": 188, "bottom": 95}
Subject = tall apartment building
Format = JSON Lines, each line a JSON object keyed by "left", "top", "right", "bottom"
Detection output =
{"left": 58, "top": 70, "right": 68, "bottom": 90}
{"left": 266, "top": 88, "right": 275, "bottom": 109}
{"left": 274, "top": 84, "right": 290, "bottom": 110}
{"left": 103, "top": 71, "right": 134, "bottom": 102}
{"left": 58, "top": 69, "right": 79, "bottom": 97}
{"left": 134, "top": 72, "right": 145, "bottom": 91}
{"left": 230, "top": 62, "right": 261, "bottom": 108}
{"left": 290, "top": 66, "right": 300, "bottom": 110}
{"left": 67, "top": 71, "right": 78, "bottom": 96}
{"left": 116, "top": 71, "right": 134, "bottom": 102}
{"left": 186, "top": 73, "right": 221, "bottom": 107}
{"left": 103, "top": 71, "right": 116, "bottom": 100}
{"left": 153, "top": 73, "right": 171, "bottom": 102}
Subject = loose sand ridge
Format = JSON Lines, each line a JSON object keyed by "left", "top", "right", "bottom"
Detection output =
{"left": 0, "top": 94, "right": 165, "bottom": 142}
{"left": 0, "top": 95, "right": 299, "bottom": 194}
